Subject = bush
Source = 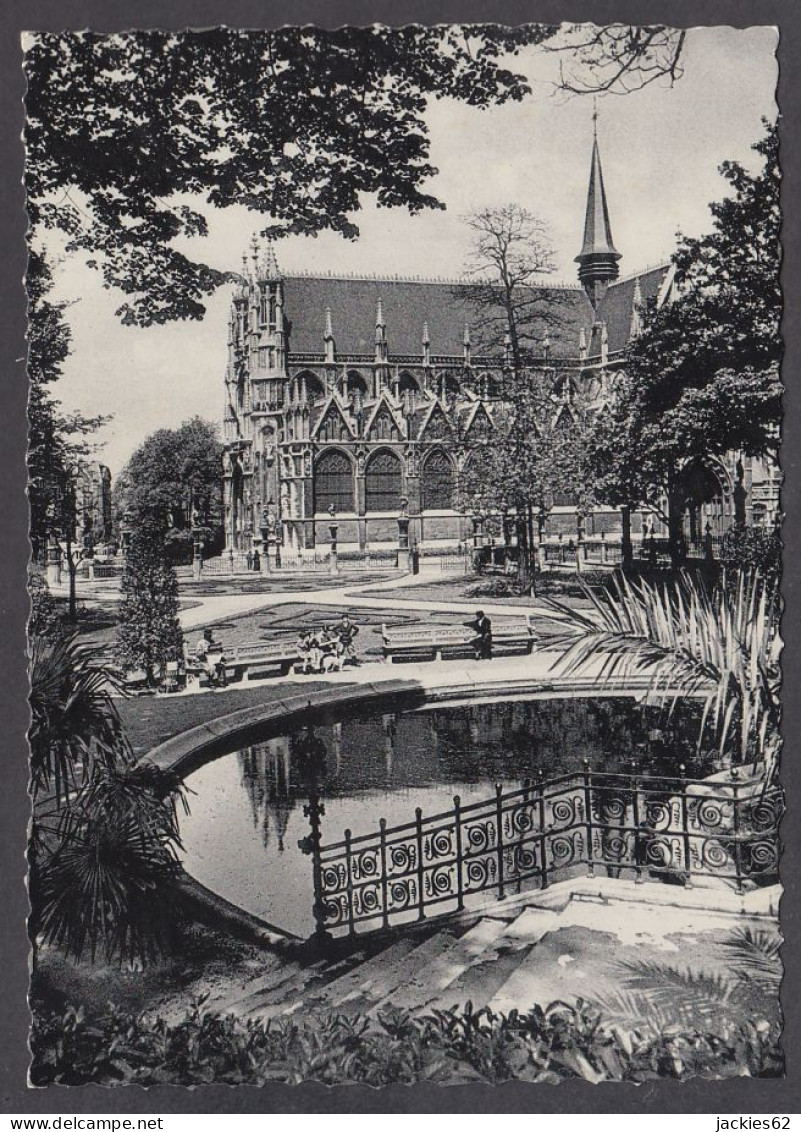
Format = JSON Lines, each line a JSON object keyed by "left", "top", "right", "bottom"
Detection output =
{"left": 28, "top": 568, "right": 69, "bottom": 644}
{"left": 720, "top": 524, "right": 781, "bottom": 586}
{"left": 30, "top": 997, "right": 782, "bottom": 1087}
{"left": 115, "top": 523, "right": 184, "bottom": 681}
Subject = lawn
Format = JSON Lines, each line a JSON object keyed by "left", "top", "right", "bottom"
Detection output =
{"left": 360, "top": 573, "right": 597, "bottom": 610}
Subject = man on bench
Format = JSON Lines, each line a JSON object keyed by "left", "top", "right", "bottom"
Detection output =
{"left": 465, "top": 609, "right": 493, "bottom": 660}
{"left": 194, "top": 628, "right": 227, "bottom": 688}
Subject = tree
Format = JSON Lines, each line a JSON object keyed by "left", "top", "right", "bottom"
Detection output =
{"left": 590, "top": 123, "right": 781, "bottom": 566}
{"left": 454, "top": 204, "right": 566, "bottom": 375}
{"left": 455, "top": 205, "right": 597, "bottom": 587}
{"left": 28, "top": 631, "right": 186, "bottom": 964}
{"left": 113, "top": 417, "right": 224, "bottom": 558}
{"left": 459, "top": 375, "right": 598, "bottom": 589}
{"left": 27, "top": 250, "right": 107, "bottom": 564}
{"left": 24, "top": 25, "right": 692, "bottom": 327}
{"left": 115, "top": 523, "right": 184, "bottom": 683}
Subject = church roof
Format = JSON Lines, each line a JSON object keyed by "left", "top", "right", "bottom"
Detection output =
{"left": 281, "top": 275, "right": 595, "bottom": 361}
{"left": 589, "top": 266, "right": 671, "bottom": 357}
{"left": 277, "top": 261, "right": 669, "bottom": 365}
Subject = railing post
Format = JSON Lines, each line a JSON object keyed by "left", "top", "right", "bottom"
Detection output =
{"left": 537, "top": 769, "right": 548, "bottom": 890}
{"left": 453, "top": 795, "right": 465, "bottom": 912}
{"left": 415, "top": 808, "right": 426, "bottom": 920}
{"left": 731, "top": 768, "right": 744, "bottom": 894}
{"left": 344, "top": 828, "right": 356, "bottom": 936}
{"left": 583, "top": 759, "right": 595, "bottom": 878}
{"left": 516, "top": 778, "right": 532, "bottom": 893}
{"left": 299, "top": 791, "right": 331, "bottom": 944}
{"left": 495, "top": 782, "right": 506, "bottom": 900}
{"left": 378, "top": 819, "right": 390, "bottom": 930}
{"left": 630, "top": 759, "right": 643, "bottom": 884}
{"left": 679, "top": 763, "right": 693, "bottom": 888}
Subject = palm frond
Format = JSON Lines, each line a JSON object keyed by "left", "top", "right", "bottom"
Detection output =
{"left": 543, "top": 569, "right": 781, "bottom": 775}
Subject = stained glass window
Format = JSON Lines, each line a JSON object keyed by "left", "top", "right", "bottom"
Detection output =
{"left": 365, "top": 450, "right": 402, "bottom": 511}
{"left": 315, "top": 449, "right": 354, "bottom": 513}
{"left": 422, "top": 450, "right": 455, "bottom": 510}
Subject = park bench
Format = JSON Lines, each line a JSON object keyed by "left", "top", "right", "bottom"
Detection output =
{"left": 184, "top": 640, "right": 302, "bottom": 685}
{"left": 381, "top": 615, "right": 537, "bottom": 664}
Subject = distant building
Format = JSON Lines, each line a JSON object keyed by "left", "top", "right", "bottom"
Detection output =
{"left": 74, "top": 461, "right": 112, "bottom": 549}
{"left": 221, "top": 130, "right": 778, "bottom": 558}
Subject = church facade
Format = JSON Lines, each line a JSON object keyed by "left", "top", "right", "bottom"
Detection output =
{"left": 221, "top": 132, "right": 778, "bottom": 560}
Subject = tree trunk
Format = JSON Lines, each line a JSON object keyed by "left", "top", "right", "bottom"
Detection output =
{"left": 526, "top": 503, "right": 537, "bottom": 596}
{"left": 516, "top": 515, "right": 530, "bottom": 590}
{"left": 667, "top": 492, "right": 685, "bottom": 570}
{"left": 620, "top": 506, "right": 633, "bottom": 571}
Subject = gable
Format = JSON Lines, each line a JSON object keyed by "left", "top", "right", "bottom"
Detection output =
{"left": 365, "top": 402, "right": 403, "bottom": 442}
{"left": 418, "top": 401, "right": 455, "bottom": 442}
{"left": 313, "top": 398, "right": 355, "bottom": 442}
{"left": 464, "top": 403, "right": 494, "bottom": 441}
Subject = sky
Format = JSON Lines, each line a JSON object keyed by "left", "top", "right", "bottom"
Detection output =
{"left": 45, "top": 24, "right": 778, "bottom": 475}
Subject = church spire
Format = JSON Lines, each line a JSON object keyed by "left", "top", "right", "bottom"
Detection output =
{"left": 575, "top": 108, "right": 621, "bottom": 310}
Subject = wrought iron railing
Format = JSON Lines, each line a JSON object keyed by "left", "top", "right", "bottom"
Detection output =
{"left": 305, "top": 767, "right": 781, "bottom": 939}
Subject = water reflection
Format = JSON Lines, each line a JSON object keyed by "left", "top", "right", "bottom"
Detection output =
{"left": 232, "top": 698, "right": 711, "bottom": 856}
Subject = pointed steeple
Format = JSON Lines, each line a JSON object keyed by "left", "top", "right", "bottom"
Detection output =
{"left": 255, "top": 238, "right": 280, "bottom": 281}
{"left": 575, "top": 110, "right": 621, "bottom": 310}
{"left": 324, "top": 306, "right": 335, "bottom": 363}
{"left": 375, "top": 297, "right": 387, "bottom": 362}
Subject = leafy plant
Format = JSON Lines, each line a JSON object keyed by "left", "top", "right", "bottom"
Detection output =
{"left": 36, "top": 765, "right": 185, "bottom": 964}
{"left": 591, "top": 926, "right": 782, "bottom": 1042}
{"left": 29, "top": 631, "right": 130, "bottom": 809}
{"left": 546, "top": 569, "right": 781, "bottom": 779}
{"left": 29, "top": 995, "right": 782, "bottom": 1087}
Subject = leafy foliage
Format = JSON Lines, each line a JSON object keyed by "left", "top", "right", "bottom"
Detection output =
{"left": 115, "top": 523, "right": 184, "bottom": 681}
{"left": 113, "top": 417, "right": 223, "bottom": 550}
{"left": 29, "top": 994, "right": 782, "bottom": 1087}
{"left": 546, "top": 569, "right": 781, "bottom": 775}
{"left": 36, "top": 765, "right": 185, "bottom": 964}
{"left": 590, "top": 124, "right": 781, "bottom": 559}
{"left": 27, "top": 251, "right": 108, "bottom": 558}
{"left": 24, "top": 27, "right": 552, "bottom": 325}
{"left": 720, "top": 524, "right": 781, "bottom": 589}
{"left": 29, "top": 632, "right": 130, "bottom": 809}
{"left": 592, "top": 926, "right": 782, "bottom": 1039}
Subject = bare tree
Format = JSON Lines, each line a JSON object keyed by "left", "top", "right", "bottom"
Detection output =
{"left": 454, "top": 204, "right": 569, "bottom": 381}
{"left": 547, "top": 24, "right": 686, "bottom": 97}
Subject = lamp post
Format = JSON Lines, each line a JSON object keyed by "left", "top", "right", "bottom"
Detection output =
{"left": 190, "top": 505, "right": 208, "bottom": 581}
{"left": 45, "top": 502, "right": 61, "bottom": 588}
{"left": 328, "top": 504, "right": 339, "bottom": 575}
{"left": 397, "top": 496, "right": 411, "bottom": 572}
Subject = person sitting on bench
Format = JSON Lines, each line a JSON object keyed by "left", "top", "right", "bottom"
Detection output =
{"left": 195, "top": 628, "right": 227, "bottom": 687}
{"left": 297, "top": 630, "right": 315, "bottom": 673}
{"left": 335, "top": 614, "right": 360, "bottom": 665}
{"left": 465, "top": 610, "right": 493, "bottom": 660}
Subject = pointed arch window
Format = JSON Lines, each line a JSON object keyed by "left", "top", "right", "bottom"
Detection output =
{"left": 422, "top": 450, "right": 455, "bottom": 511}
{"left": 365, "top": 450, "right": 402, "bottom": 512}
{"left": 315, "top": 449, "right": 354, "bottom": 513}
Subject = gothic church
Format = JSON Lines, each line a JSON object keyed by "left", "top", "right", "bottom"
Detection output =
{"left": 221, "top": 131, "right": 777, "bottom": 559}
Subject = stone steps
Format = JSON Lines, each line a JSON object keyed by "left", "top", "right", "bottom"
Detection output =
{"left": 367, "top": 916, "right": 512, "bottom": 1015}
{"left": 320, "top": 931, "right": 461, "bottom": 1016}
{"left": 276, "top": 938, "right": 419, "bottom": 1018}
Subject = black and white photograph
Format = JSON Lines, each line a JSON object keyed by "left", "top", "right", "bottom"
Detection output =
{"left": 21, "top": 20, "right": 784, "bottom": 1090}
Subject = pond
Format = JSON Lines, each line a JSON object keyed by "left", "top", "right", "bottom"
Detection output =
{"left": 178, "top": 694, "right": 713, "bottom": 938}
